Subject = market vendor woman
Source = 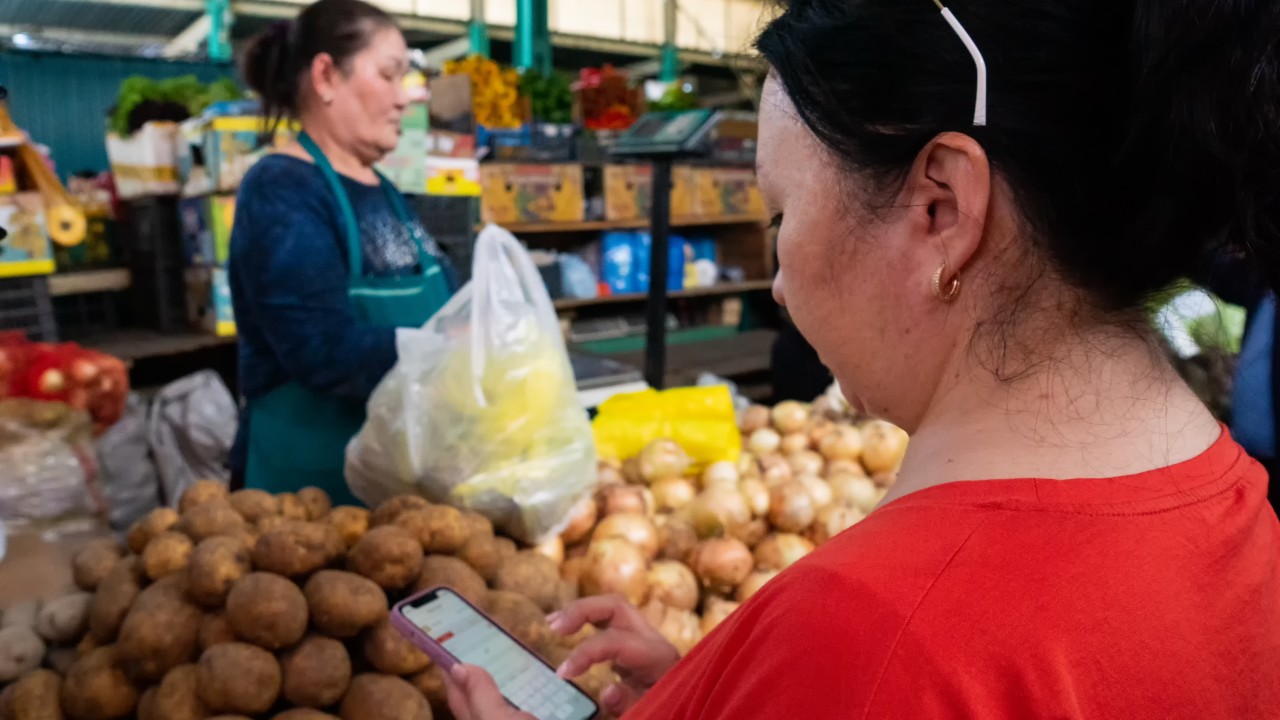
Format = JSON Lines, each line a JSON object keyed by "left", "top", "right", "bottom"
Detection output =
{"left": 228, "top": 0, "right": 455, "bottom": 503}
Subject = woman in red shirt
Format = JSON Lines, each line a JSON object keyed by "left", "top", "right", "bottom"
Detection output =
{"left": 445, "top": 0, "right": 1280, "bottom": 716}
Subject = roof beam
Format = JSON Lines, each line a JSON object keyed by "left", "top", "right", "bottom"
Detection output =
{"left": 45, "top": 0, "right": 204, "bottom": 11}
{"left": 0, "top": 23, "right": 172, "bottom": 49}
{"left": 162, "top": 14, "right": 210, "bottom": 57}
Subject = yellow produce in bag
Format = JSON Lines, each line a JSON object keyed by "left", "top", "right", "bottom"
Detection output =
{"left": 592, "top": 385, "right": 740, "bottom": 468}
{"left": 346, "top": 225, "right": 596, "bottom": 543}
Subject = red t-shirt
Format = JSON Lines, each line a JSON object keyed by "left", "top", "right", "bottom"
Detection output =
{"left": 627, "top": 430, "right": 1280, "bottom": 719}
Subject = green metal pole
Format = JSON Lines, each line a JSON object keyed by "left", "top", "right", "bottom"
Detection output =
{"left": 514, "top": 0, "right": 551, "bottom": 75}
{"left": 469, "top": 0, "right": 490, "bottom": 57}
{"left": 659, "top": 0, "right": 680, "bottom": 81}
{"left": 206, "top": 0, "right": 233, "bottom": 62}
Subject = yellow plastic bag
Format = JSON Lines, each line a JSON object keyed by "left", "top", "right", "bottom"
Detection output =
{"left": 592, "top": 386, "right": 740, "bottom": 468}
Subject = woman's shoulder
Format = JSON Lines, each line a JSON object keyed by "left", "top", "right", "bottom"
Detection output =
{"left": 238, "top": 153, "right": 324, "bottom": 199}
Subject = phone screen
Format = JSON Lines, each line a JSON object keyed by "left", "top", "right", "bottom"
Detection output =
{"left": 399, "top": 588, "right": 598, "bottom": 720}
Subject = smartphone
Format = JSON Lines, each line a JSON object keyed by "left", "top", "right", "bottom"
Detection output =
{"left": 392, "top": 586, "right": 599, "bottom": 720}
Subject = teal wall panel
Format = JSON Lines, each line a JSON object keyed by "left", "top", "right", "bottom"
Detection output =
{"left": 0, "top": 51, "right": 235, "bottom": 178}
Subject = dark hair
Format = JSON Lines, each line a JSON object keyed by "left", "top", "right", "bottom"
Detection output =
{"left": 241, "top": 0, "right": 397, "bottom": 130}
{"left": 756, "top": 0, "right": 1280, "bottom": 313}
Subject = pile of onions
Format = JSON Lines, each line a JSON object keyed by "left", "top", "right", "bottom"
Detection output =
{"left": 729, "top": 518, "right": 768, "bottom": 548}
{"left": 592, "top": 513, "right": 659, "bottom": 560}
{"left": 646, "top": 603, "right": 702, "bottom": 656}
{"left": 748, "top": 428, "right": 781, "bottom": 457}
{"left": 700, "top": 461, "right": 741, "bottom": 491}
{"left": 788, "top": 451, "right": 824, "bottom": 478}
{"left": 810, "top": 504, "right": 866, "bottom": 544}
{"left": 826, "top": 459, "right": 867, "bottom": 479}
{"left": 767, "top": 480, "right": 816, "bottom": 533}
{"left": 638, "top": 439, "right": 692, "bottom": 482}
{"left": 700, "top": 598, "right": 741, "bottom": 636}
{"left": 581, "top": 538, "right": 649, "bottom": 605}
{"left": 684, "top": 487, "right": 751, "bottom": 539}
{"left": 651, "top": 477, "right": 697, "bottom": 512}
{"left": 780, "top": 432, "right": 810, "bottom": 457}
{"left": 771, "top": 401, "right": 808, "bottom": 434}
{"left": 797, "top": 475, "right": 834, "bottom": 510}
{"left": 740, "top": 405, "right": 771, "bottom": 434}
{"left": 560, "top": 497, "right": 599, "bottom": 545}
{"left": 656, "top": 515, "right": 698, "bottom": 563}
{"left": 735, "top": 570, "right": 779, "bottom": 602}
{"left": 597, "top": 463, "right": 625, "bottom": 486}
{"left": 819, "top": 425, "right": 864, "bottom": 462}
{"left": 829, "top": 475, "right": 879, "bottom": 513}
{"left": 861, "top": 420, "right": 909, "bottom": 474}
{"left": 534, "top": 535, "right": 565, "bottom": 565}
{"left": 753, "top": 533, "right": 815, "bottom": 572}
{"left": 690, "top": 538, "right": 753, "bottom": 594}
{"left": 759, "top": 454, "right": 793, "bottom": 486}
{"left": 647, "top": 560, "right": 699, "bottom": 611}
{"left": 598, "top": 484, "right": 653, "bottom": 517}
{"left": 739, "top": 478, "right": 770, "bottom": 518}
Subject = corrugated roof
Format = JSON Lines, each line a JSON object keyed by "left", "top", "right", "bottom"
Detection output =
{"left": 0, "top": 0, "right": 199, "bottom": 37}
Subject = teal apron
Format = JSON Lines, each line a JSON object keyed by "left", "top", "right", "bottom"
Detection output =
{"left": 244, "top": 133, "right": 452, "bottom": 506}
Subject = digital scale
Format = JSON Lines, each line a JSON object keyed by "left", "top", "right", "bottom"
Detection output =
{"left": 609, "top": 109, "right": 721, "bottom": 388}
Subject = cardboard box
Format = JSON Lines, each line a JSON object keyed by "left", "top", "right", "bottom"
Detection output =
{"left": 201, "top": 117, "right": 293, "bottom": 194}
{"left": 481, "top": 164, "right": 585, "bottom": 224}
{"left": 179, "top": 195, "right": 235, "bottom": 267}
{"left": 105, "top": 121, "right": 181, "bottom": 199}
{"left": 603, "top": 164, "right": 696, "bottom": 221}
{"left": 185, "top": 266, "right": 236, "bottom": 337}
{"left": 0, "top": 192, "right": 55, "bottom": 277}
{"left": 426, "top": 157, "right": 482, "bottom": 196}
{"left": 378, "top": 130, "right": 429, "bottom": 194}
{"left": 693, "top": 167, "right": 765, "bottom": 218}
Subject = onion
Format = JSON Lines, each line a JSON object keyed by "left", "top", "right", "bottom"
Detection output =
{"left": 797, "top": 475, "right": 834, "bottom": 510}
{"left": 753, "top": 533, "right": 815, "bottom": 571}
{"left": 652, "top": 477, "right": 697, "bottom": 512}
{"left": 736, "top": 452, "right": 761, "bottom": 481}
{"left": 759, "top": 454, "right": 793, "bottom": 487}
{"left": 684, "top": 487, "right": 750, "bottom": 539}
{"left": 728, "top": 518, "right": 768, "bottom": 548}
{"left": 771, "top": 401, "right": 808, "bottom": 434}
{"left": 739, "top": 478, "right": 770, "bottom": 518}
{"left": 598, "top": 484, "right": 652, "bottom": 517}
{"left": 592, "top": 513, "right": 659, "bottom": 560}
{"left": 70, "top": 359, "right": 100, "bottom": 383}
{"left": 581, "top": 538, "right": 649, "bottom": 605}
{"left": 825, "top": 459, "right": 868, "bottom": 479}
{"left": 38, "top": 369, "right": 65, "bottom": 395}
{"left": 700, "top": 461, "right": 741, "bottom": 491}
{"left": 646, "top": 603, "right": 702, "bottom": 656}
{"left": 819, "top": 425, "right": 864, "bottom": 462}
{"left": 861, "top": 420, "right": 909, "bottom": 474}
{"left": 767, "top": 481, "right": 816, "bottom": 533}
{"left": 747, "top": 428, "right": 781, "bottom": 457}
{"left": 647, "top": 560, "right": 699, "bottom": 611}
{"left": 780, "top": 432, "right": 811, "bottom": 457}
{"left": 788, "top": 451, "right": 824, "bottom": 478}
{"left": 622, "top": 456, "right": 644, "bottom": 484}
{"left": 638, "top": 439, "right": 692, "bottom": 483}
{"left": 700, "top": 598, "right": 740, "bottom": 637}
{"left": 562, "top": 556, "right": 588, "bottom": 588}
{"left": 872, "top": 471, "right": 899, "bottom": 488}
{"left": 830, "top": 475, "right": 879, "bottom": 513}
{"left": 597, "top": 463, "right": 625, "bottom": 486}
{"left": 735, "top": 570, "right": 779, "bottom": 602}
{"left": 810, "top": 504, "right": 866, "bottom": 545}
{"left": 740, "top": 404, "right": 771, "bottom": 434}
{"left": 808, "top": 418, "right": 835, "bottom": 448}
{"left": 656, "top": 515, "right": 699, "bottom": 563}
{"left": 534, "top": 535, "right": 565, "bottom": 566}
{"left": 690, "top": 538, "right": 753, "bottom": 594}
{"left": 560, "top": 497, "right": 599, "bottom": 545}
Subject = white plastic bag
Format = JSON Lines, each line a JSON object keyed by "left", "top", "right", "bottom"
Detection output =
{"left": 346, "top": 224, "right": 596, "bottom": 543}
{"left": 147, "top": 371, "right": 237, "bottom": 506}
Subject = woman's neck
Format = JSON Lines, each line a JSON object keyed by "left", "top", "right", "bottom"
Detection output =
{"left": 884, "top": 324, "right": 1221, "bottom": 506}
{"left": 300, "top": 123, "right": 379, "bottom": 185}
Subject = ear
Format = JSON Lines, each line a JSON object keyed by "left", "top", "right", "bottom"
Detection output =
{"left": 905, "top": 132, "right": 991, "bottom": 279}
{"left": 308, "top": 52, "right": 340, "bottom": 103}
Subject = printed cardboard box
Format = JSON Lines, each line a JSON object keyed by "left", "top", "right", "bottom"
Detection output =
{"left": 0, "top": 192, "right": 54, "bottom": 277}
{"left": 106, "top": 121, "right": 181, "bottom": 199}
{"left": 481, "top": 164, "right": 585, "bottom": 224}
{"left": 693, "top": 167, "right": 765, "bottom": 218}
{"left": 603, "top": 164, "right": 696, "bottom": 221}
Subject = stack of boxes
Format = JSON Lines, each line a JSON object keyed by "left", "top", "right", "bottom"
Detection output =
{"left": 178, "top": 194, "right": 236, "bottom": 337}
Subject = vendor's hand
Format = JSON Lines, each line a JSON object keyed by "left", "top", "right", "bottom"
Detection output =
{"left": 444, "top": 664, "right": 536, "bottom": 720}
{"left": 549, "top": 595, "right": 682, "bottom": 717}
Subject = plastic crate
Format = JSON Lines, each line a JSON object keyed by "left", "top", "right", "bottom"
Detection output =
{"left": 121, "top": 196, "right": 188, "bottom": 332}
{"left": 493, "top": 123, "right": 576, "bottom": 162}
{"left": 54, "top": 291, "right": 125, "bottom": 342}
{"left": 0, "top": 276, "right": 57, "bottom": 342}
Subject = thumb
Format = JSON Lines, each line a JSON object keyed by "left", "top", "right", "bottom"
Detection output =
{"left": 451, "top": 664, "right": 526, "bottom": 718}
{"left": 601, "top": 682, "right": 644, "bottom": 716}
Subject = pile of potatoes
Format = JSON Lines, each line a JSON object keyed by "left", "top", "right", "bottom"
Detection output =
{"left": 0, "top": 483, "right": 617, "bottom": 720}
{"left": 549, "top": 398, "right": 909, "bottom": 658}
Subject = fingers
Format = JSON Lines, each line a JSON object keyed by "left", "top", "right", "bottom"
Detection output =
{"left": 601, "top": 682, "right": 645, "bottom": 716}
{"left": 548, "top": 595, "right": 640, "bottom": 636}
{"left": 556, "top": 628, "right": 676, "bottom": 684}
{"left": 443, "top": 668, "right": 473, "bottom": 720}
{"left": 446, "top": 664, "right": 536, "bottom": 720}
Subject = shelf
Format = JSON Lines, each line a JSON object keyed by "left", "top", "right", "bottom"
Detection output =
{"left": 490, "top": 215, "right": 767, "bottom": 235}
{"left": 577, "top": 328, "right": 778, "bottom": 389}
{"left": 80, "top": 330, "right": 235, "bottom": 363}
{"left": 553, "top": 279, "right": 773, "bottom": 311}
{"left": 48, "top": 269, "right": 132, "bottom": 297}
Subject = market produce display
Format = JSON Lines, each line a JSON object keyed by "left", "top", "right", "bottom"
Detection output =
{"left": 0, "top": 333, "right": 129, "bottom": 435}
{"left": 576, "top": 66, "right": 639, "bottom": 131}
{"left": 443, "top": 56, "right": 523, "bottom": 129}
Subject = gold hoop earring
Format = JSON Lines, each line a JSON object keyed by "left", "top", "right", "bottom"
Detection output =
{"left": 931, "top": 263, "right": 961, "bottom": 303}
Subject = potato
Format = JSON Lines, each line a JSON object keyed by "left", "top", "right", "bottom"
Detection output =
{"left": 362, "top": 618, "right": 430, "bottom": 675}
{"left": 75, "top": 635, "right": 99, "bottom": 657}
{"left": 197, "top": 643, "right": 281, "bottom": 715}
{"left": 228, "top": 489, "right": 279, "bottom": 523}
{"left": 179, "top": 479, "right": 229, "bottom": 513}
{"left": 277, "top": 493, "right": 309, "bottom": 521}
{"left": 225, "top": 572, "right": 308, "bottom": 650}
{"left": 252, "top": 522, "right": 343, "bottom": 578}
{"left": 177, "top": 499, "right": 247, "bottom": 543}
{"left": 457, "top": 535, "right": 517, "bottom": 583}
{"left": 135, "top": 687, "right": 157, "bottom": 720}
{"left": 461, "top": 511, "right": 494, "bottom": 539}
{"left": 484, "top": 591, "right": 551, "bottom": 652}
{"left": 35, "top": 592, "right": 92, "bottom": 644}
{"left": 280, "top": 635, "right": 351, "bottom": 707}
{"left": 147, "top": 664, "right": 208, "bottom": 720}
{"left": 60, "top": 646, "right": 138, "bottom": 720}
{"left": 369, "top": 496, "right": 430, "bottom": 527}
{"left": 395, "top": 505, "right": 468, "bottom": 554}
{"left": 494, "top": 552, "right": 562, "bottom": 613}
{"left": 88, "top": 557, "right": 143, "bottom": 643}
{"left": 302, "top": 570, "right": 387, "bottom": 638}
{"left": 326, "top": 506, "right": 369, "bottom": 548}
{"left": 409, "top": 664, "right": 449, "bottom": 719}
{"left": 126, "top": 507, "right": 179, "bottom": 554}
{"left": 0, "top": 683, "right": 14, "bottom": 720}
{"left": 46, "top": 645, "right": 80, "bottom": 674}
{"left": 10, "top": 668, "right": 62, "bottom": 720}
{"left": 206, "top": 717, "right": 255, "bottom": 720}
{"left": 257, "top": 515, "right": 297, "bottom": 534}
{"left": 198, "top": 612, "right": 236, "bottom": 651}
{"left": 142, "top": 531, "right": 193, "bottom": 580}
{"left": 339, "top": 673, "right": 430, "bottom": 720}
{"left": 115, "top": 575, "right": 203, "bottom": 682}
{"left": 296, "top": 487, "right": 332, "bottom": 520}
{"left": 413, "top": 555, "right": 487, "bottom": 607}
{"left": 348, "top": 526, "right": 423, "bottom": 590}
{"left": 187, "top": 536, "right": 252, "bottom": 608}
{"left": 72, "top": 539, "right": 122, "bottom": 591}
{"left": 274, "top": 711, "right": 341, "bottom": 720}
{"left": 0, "top": 626, "right": 45, "bottom": 682}
{"left": 1, "top": 600, "right": 39, "bottom": 630}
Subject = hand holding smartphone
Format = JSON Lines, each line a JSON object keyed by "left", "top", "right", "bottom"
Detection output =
{"left": 391, "top": 587, "right": 599, "bottom": 720}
